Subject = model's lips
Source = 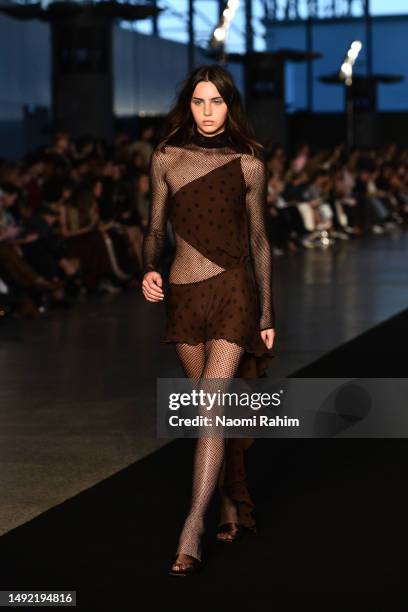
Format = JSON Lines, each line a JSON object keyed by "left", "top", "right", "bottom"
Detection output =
{"left": 203, "top": 121, "right": 214, "bottom": 124}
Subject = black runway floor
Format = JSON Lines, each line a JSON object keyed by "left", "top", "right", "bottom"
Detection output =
{"left": 1, "top": 308, "right": 407, "bottom": 610}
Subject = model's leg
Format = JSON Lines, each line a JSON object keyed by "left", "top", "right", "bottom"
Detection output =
{"left": 172, "top": 338, "right": 244, "bottom": 570}
{"left": 216, "top": 439, "right": 240, "bottom": 540}
{"left": 170, "top": 341, "right": 206, "bottom": 573}
{"left": 175, "top": 341, "right": 206, "bottom": 380}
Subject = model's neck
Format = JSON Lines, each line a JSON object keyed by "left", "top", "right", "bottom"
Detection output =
{"left": 191, "top": 125, "right": 229, "bottom": 148}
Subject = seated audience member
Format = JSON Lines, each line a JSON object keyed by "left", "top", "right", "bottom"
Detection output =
{"left": 266, "top": 174, "right": 295, "bottom": 254}
{"left": 105, "top": 158, "right": 163, "bottom": 277}
{"left": 19, "top": 205, "right": 73, "bottom": 278}
{"left": 59, "top": 183, "right": 126, "bottom": 293}
{"left": 353, "top": 162, "right": 387, "bottom": 234}
{"left": 0, "top": 183, "right": 67, "bottom": 311}
{"left": 283, "top": 171, "right": 324, "bottom": 248}
{"left": 328, "top": 166, "right": 358, "bottom": 237}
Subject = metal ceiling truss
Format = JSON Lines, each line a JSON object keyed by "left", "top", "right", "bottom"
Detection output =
{"left": 263, "top": 0, "right": 370, "bottom": 20}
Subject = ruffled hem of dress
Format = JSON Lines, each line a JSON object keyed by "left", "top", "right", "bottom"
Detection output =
{"left": 160, "top": 333, "right": 273, "bottom": 378}
{"left": 160, "top": 332, "right": 272, "bottom": 355}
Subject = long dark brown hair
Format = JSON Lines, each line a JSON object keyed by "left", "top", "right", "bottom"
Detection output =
{"left": 156, "top": 64, "right": 263, "bottom": 158}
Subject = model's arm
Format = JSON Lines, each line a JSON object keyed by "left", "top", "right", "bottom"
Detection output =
{"left": 242, "top": 153, "right": 276, "bottom": 331}
{"left": 142, "top": 148, "right": 169, "bottom": 276}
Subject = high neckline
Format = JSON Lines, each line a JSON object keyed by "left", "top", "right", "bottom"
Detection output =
{"left": 191, "top": 125, "right": 230, "bottom": 149}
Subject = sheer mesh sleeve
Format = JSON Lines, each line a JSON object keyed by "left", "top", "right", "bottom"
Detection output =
{"left": 142, "top": 148, "right": 169, "bottom": 276}
{"left": 241, "top": 153, "right": 275, "bottom": 330}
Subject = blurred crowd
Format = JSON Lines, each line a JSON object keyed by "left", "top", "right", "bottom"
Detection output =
{"left": 265, "top": 142, "right": 408, "bottom": 254}
{"left": 0, "top": 128, "right": 154, "bottom": 318}
{"left": 1, "top": 127, "right": 408, "bottom": 319}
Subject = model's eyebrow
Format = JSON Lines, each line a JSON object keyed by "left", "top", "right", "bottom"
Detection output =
{"left": 192, "top": 96, "right": 223, "bottom": 100}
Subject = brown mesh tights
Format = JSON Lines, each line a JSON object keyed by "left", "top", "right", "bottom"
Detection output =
{"left": 174, "top": 338, "right": 245, "bottom": 562}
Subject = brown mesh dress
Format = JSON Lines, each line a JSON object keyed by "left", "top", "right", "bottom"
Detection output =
{"left": 142, "top": 125, "right": 275, "bottom": 563}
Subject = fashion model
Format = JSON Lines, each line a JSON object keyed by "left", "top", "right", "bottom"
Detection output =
{"left": 141, "top": 64, "right": 276, "bottom": 577}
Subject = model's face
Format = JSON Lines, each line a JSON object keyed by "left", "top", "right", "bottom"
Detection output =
{"left": 3, "top": 193, "right": 17, "bottom": 208}
{"left": 142, "top": 127, "right": 154, "bottom": 140}
{"left": 138, "top": 174, "right": 149, "bottom": 194}
{"left": 56, "top": 137, "right": 69, "bottom": 153}
{"left": 93, "top": 180, "right": 103, "bottom": 198}
{"left": 190, "top": 80, "right": 228, "bottom": 137}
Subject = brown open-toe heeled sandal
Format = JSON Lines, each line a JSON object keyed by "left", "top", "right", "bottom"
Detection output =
{"left": 216, "top": 522, "right": 242, "bottom": 543}
{"left": 168, "top": 554, "right": 202, "bottom": 577}
{"left": 216, "top": 522, "right": 257, "bottom": 543}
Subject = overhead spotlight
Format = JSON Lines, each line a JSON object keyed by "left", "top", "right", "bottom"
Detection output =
{"left": 350, "top": 40, "right": 362, "bottom": 52}
{"left": 214, "top": 27, "right": 226, "bottom": 42}
{"left": 209, "top": 0, "right": 239, "bottom": 50}
{"left": 339, "top": 40, "right": 362, "bottom": 86}
{"left": 339, "top": 40, "right": 363, "bottom": 148}
{"left": 341, "top": 62, "right": 352, "bottom": 76}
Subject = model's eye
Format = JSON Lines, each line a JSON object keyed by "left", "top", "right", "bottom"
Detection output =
{"left": 192, "top": 99, "right": 223, "bottom": 105}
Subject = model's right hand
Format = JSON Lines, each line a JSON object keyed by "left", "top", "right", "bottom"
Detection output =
{"left": 142, "top": 271, "right": 164, "bottom": 302}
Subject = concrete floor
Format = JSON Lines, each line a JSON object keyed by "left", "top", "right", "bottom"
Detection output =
{"left": 0, "top": 228, "right": 407, "bottom": 535}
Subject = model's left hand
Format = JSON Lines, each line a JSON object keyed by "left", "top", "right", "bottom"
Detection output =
{"left": 260, "top": 328, "right": 275, "bottom": 350}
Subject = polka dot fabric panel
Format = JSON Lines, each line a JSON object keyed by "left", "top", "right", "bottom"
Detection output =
{"left": 170, "top": 157, "right": 248, "bottom": 270}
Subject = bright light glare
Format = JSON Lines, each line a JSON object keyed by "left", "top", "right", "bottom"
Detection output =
{"left": 214, "top": 27, "right": 226, "bottom": 41}
{"left": 351, "top": 40, "right": 363, "bottom": 52}
{"left": 341, "top": 62, "right": 353, "bottom": 76}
